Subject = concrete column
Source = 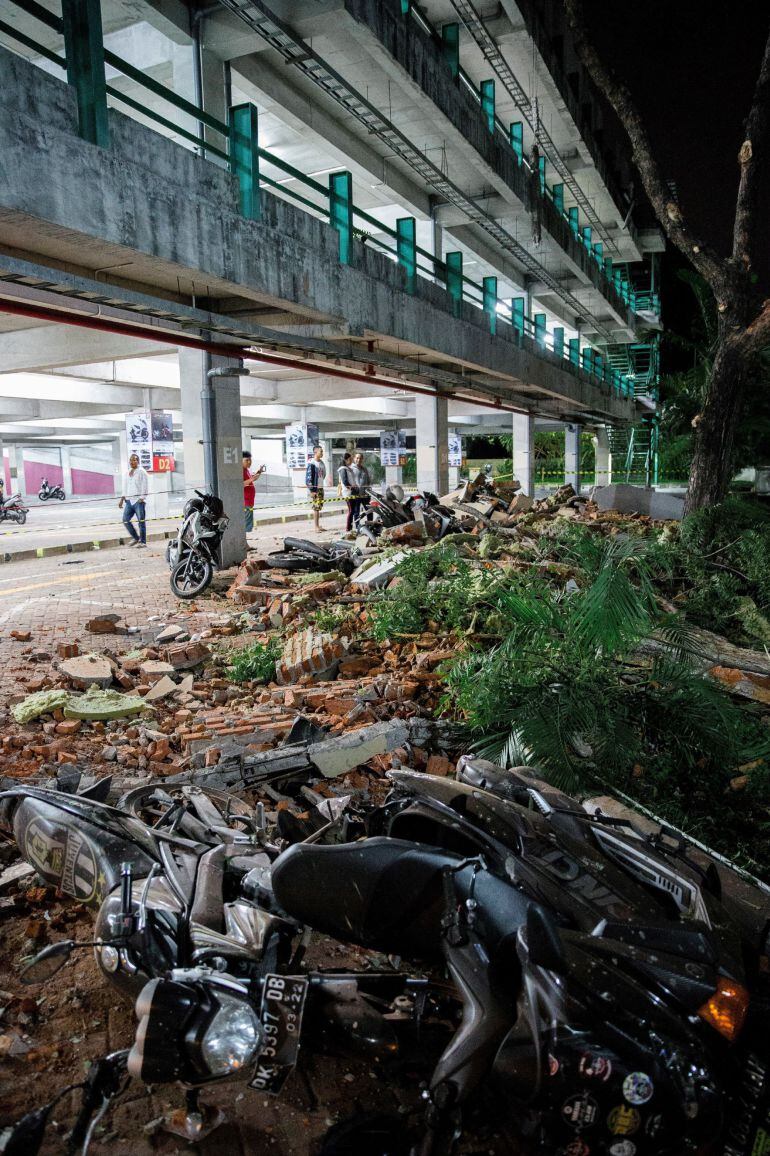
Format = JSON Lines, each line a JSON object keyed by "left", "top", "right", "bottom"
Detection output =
{"left": 511, "top": 411, "right": 535, "bottom": 496}
{"left": 564, "top": 424, "right": 581, "bottom": 491}
{"left": 594, "top": 426, "right": 611, "bottom": 486}
{"left": 178, "top": 347, "right": 247, "bottom": 567}
{"left": 10, "top": 445, "right": 26, "bottom": 498}
{"left": 111, "top": 438, "right": 123, "bottom": 496}
{"left": 171, "top": 39, "right": 227, "bottom": 159}
{"left": 415, "top": 394, "right": 449, "bottom": 495}
{"left": 60, "top": 445, "right": 73, "bottom": 497}
{"left": 385, "top": 464, "right": 404, "bottom": 488}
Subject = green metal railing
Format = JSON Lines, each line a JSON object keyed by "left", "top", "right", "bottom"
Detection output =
{"left": 2, "top": 0, "right": 655, "bottom": 403}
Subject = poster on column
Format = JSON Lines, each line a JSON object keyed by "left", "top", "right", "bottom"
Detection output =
{"left": 448, "top": 432, "right": 463, "bottom": 468}
{"left": 285, "top": 423, "right": 307, "bottom": 469}
{"left": 380, "top": 430, "right": 399, "bottom": 466}
{"left": 151, "top": 411, "right": 175, "bottom": 473}
{"left": 125, "top": 412, "right": 152, "bottom": 472}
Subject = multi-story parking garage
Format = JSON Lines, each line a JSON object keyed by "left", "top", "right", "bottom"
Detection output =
{"left": 0, "top": 0, "right": 663, "bottom": 563}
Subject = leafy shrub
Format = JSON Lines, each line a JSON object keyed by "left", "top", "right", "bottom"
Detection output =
{"left": 227, "top": 638, "right": 282, "bottom": 684}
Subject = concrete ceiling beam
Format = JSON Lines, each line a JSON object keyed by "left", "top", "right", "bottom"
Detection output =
{"left": 0, "top": 324, "right": 170, "bottom": 372}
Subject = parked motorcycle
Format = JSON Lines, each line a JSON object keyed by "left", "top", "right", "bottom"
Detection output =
{"left": 0, "top": 491, "right": 29, "bottom": 525}
{"left": 166, "top": 490, "right": 228, "bottom": 598}
{"left": 38, "top": 478, "right": 65, "bottom": 501}
{"left": 1, "top": 757, "right": 769, "bottom": 1155}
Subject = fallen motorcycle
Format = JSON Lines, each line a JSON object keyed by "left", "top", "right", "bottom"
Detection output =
{"left": 0, "top": 492, "right": 29, "bottom": 525}
{"left": 1, "top": 759, "right": 769, "bottom": 1155}
{"left": 356, "top": 485, "right": 461, "bottom": 544}
{"left": 38, "top": 478, "right": 65, "bottom": 501}
{"left": 267, "top": 535, "right": 361, "bottom": 575}
{"left": 166, "top": 490, "right": 229, "bottom": 598}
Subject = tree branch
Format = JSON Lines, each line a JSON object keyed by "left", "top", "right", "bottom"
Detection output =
{"left": 563, "top": 0, "right": 727, "bottom": 293}
{"left": 732, "top": 21, "right": 770, "bottom": 271}
{"left": 741, "top": 297, "right": 770, "bottom": 352}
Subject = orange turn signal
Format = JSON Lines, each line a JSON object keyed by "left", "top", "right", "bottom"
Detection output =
{"left": 697, "top": 977, "right": 750, "bottom": 1043}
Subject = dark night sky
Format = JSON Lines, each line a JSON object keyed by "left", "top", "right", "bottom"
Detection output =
{"left": 584, "top": 1, "right": 770, "bottom": 346}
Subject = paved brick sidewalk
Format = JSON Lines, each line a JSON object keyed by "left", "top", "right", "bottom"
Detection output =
{"left": 0, "top": 517, "right": 346, "bottom": 692}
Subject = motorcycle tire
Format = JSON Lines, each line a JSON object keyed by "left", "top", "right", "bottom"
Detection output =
{"left": 282, "top": 536, "right": 334, "bottom": 560}
{"left": 14, "top": 510, "right": 27, "bottom": 525}
{"left": 38, "top": 491, "right": 48, "bottom": 501}
{"left": 57, "top": 491, "right": 65, "bottom": 500}
{"left": 170, "top": 553, "right": 212, "bottom": 598}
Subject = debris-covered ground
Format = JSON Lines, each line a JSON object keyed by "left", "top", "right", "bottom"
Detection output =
{"left": 1, "top": 485, "right": 770, "bottom": 1152}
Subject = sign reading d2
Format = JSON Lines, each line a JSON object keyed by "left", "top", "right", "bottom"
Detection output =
{"left": 152, "top": 454, "right": 175, "bottom": 473}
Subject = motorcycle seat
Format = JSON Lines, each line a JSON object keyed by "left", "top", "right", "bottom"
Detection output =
{"left": 271, "top": 836, "right": 528, "bottom": 961}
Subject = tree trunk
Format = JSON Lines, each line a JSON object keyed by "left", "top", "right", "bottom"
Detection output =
{"left": 684, "top": 318, "right": 750, "bottom": 513}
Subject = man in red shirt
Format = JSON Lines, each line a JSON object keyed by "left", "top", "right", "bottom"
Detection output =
{"left": 243, "top": 451, "right": 264, "bottom": 532}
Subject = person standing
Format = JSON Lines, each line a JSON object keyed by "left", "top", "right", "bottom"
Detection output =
{"left": 338, "top": 452, "right": 356, "bottom": 531}
{"left": 349, "top": 451, "right": 371, "bottom": 528}
{"left": 243, "top": 451, "right": 265, "bottom": 533}
{"left": 119, "top": 452, "right": 149, "bottom": 547}
{"left": 305, "top": 445, "right": 327, "bottom": 532}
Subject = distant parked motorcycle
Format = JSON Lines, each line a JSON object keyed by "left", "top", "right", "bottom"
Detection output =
{"left": 0, "top": 491, "right": 29, "bottom": 525}
{"left": 38, "top": 478, "right": 65, "bottom": 501}
{"left": 166, "top": 490, "right": 229, "bottom": 598}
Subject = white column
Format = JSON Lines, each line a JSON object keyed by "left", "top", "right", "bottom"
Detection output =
{"left": 111, "top": 438, "right": 124, "bottom": 496}
{"left": 415, "top": 395, "right": 448, "bottom": 494}
{"left": 10, "top": 445, "right": 26, "bottom": 498}
{"left": 564, "top": 424, "right": 581, "bottom": 491}
{"left": 178, "top": 347, "right": 247, "bottom": 567}
{"left": 59, "top": 446, "right": 73, "bottom": 496}
{"left": 512, "top": 411, "right": 535, "bottom": 496}
{"left": 594, "top": 426, "right": 611, "bottom": 487}
{"left": 385, "top": 464, "right": 404, "bottom": 488}
{"left": 171, "top": 41, "right": 227, "bottom": 159}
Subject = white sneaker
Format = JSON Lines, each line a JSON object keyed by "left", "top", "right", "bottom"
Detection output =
{"left": 136, "top": 542, "right": 147, "bottom": 549}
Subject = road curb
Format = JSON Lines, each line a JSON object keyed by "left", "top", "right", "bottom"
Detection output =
{"left": 0, "top": 508, "right": 331, "bottom": 564}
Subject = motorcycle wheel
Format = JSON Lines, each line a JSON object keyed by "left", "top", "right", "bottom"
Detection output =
{"left": 118, "top": 783, "right": 258, "bottom": 839}
{"left": 14, "top": 510, "right": 27, "bottom": 525}
{"left": 57, "top": 491, "right": 65, "bottom": 500}
{"left": 38, "top": 491, "right": 48, "bottom": 501}
{"left": 268, "top": 552, "right": 335, "bottom": 572}
{"left": 170, "top": 553, "right": 212, "bottom": 598}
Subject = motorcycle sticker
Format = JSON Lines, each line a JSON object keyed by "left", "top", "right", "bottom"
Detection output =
{"left": 561, "top": 1092, "right": 599, "bottom": 1129}
{"left": 643, "top": 1113, "right": 664, "bottom": 1138}
{"left": 622, "top": 1072, "right": 654, "bottom": 1106}
{"left": 579, "top": 1053, "right": 613, "bottom": 1081}
{"left": 564, "top": 1141, "right": 590, "bottom": 1156}
{"left": 609, "top": 1143, "right": 636, "bottom": 1156}
{"left": 548, "top": 1054, "right": 561, "bottom": 1077}
{"left": 607, "top": 1106, "right": 641, "bottom": 1136}
{"left": 24, "top": 819, "right": 99, "bottom": 903}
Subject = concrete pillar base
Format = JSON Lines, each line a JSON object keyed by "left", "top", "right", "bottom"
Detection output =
{"left": 415, "top": 395, "right": 449, "bottom": 495}
{"left": 595, "top": 427, "right": 611, "bottom": 487}
{"left": 565, "top": 424, "right": 581, "bottom": 491}
{"left": 512, "top": 411, "right": 535, "bottom": 496}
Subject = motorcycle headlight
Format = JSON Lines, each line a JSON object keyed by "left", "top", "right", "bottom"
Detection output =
{"left": 201, "top": 994, "right": 261, "bottom": 1075}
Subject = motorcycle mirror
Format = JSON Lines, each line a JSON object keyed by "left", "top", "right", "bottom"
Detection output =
{"left": 525, "top": 905, "right": 567, "bottom": 974}
{"left": 20, "top": 940, "right": 75, "bottom": 984}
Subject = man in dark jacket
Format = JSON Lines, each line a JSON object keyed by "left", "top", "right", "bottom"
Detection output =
{"left": 305, "top": 445, "right": 327, "bottom": 531}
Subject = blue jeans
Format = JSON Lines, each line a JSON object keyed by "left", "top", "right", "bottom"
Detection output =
{"left": 123, "top": 499, "right": 146, "bottom": 544}
{"left": 245, "top": 505, "right": 254, "bottom": 532}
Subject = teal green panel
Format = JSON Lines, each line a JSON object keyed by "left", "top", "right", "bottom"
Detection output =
{"left": 552, "top": 183, "right": 564, "bottom": 214}
{"left": 62, "top": 0, "right": 109, "bottom": 147}
{"left": 581, "top": 347, "right": 593, "bottom": 373}
{"left": 553, "top": 327, "right": 564, "bottom": 357}
{"left": 400, "top": 0, "right": 410, "bottom": 12}
{"left": 396, "top": 216, "right": 417, "bottom": 294}
{"left": 480, "top": 79, "right": 495, "bottom": 134}
{"left": 229, "top": 103, "right": 260, "bottom": 220}
{"left": 593, "top": 242, "right": 603, "bottom": 263}
{"left": 568, "top": 206, "right": 579, "bottom": 236}
{"left": 441, "top": 23, "right": 459, "bottom": 79}
{"left": 604, "top": 257, "right": 613, "bottom": 279}
{"left": 538, "top": 155, "right": 546, "bottom": 193}
{"left": 511, "top": 297, "right": 525, "bottom": 336}
{"left": 534, "top": 312, "right": 546, "bottom": 346}
{"left": 329, "top": 170, "right": 353, "bottom": 264}
{"left": 568, "top": 338, "right": 579, "bottom": 366}
{"left": 510, "top": 122, "right": 523, "bottom": 163}
{"left": 482, "top": 276, "right": 497, "bottom": 335}
{"left": 581, "top": 225, "right": 592, "bottom": 250}
{"left": 446, "top": 250, "right": 463, "bottom": 317}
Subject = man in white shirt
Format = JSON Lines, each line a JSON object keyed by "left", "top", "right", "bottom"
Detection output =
{"left": 119, "top": 453, "right": 149, "bottom": 547}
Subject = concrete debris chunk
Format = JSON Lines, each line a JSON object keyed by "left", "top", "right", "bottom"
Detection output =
{"left": 350, "top": 552, "right": 408, "bottom": 590}
{"left": 59, "top": 653, "right": 114, "bottom": 689}
{"left": 12, "top": 689, "right": 70, "bottom": 724}
{"left": 165, "top": 640, "right": 211, "bottom": 670}
{"left": 143, "top": 675, "right": 178, "bottom": 702}
{"left": 155, "top": 625, "right": 186, "bottom": 644}
{"left": 139, "top": 659, "right": 177, "bottom": 683}
{"left": 85, "top": 613, "right": 126, "bottom": 634}
{"left": 63, "top": 687, "right": 148, "bottom": 721}
{"left": 309, "top": 719, "right": 410, "bottom": 779}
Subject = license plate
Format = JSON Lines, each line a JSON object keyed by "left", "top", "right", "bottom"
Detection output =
{"left": 249, "top": 974, "right": 308, "bottom": 1095}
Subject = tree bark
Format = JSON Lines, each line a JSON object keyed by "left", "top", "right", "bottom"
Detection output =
{"left": 684, "top": 334, "right": 748, "bottom": 512}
